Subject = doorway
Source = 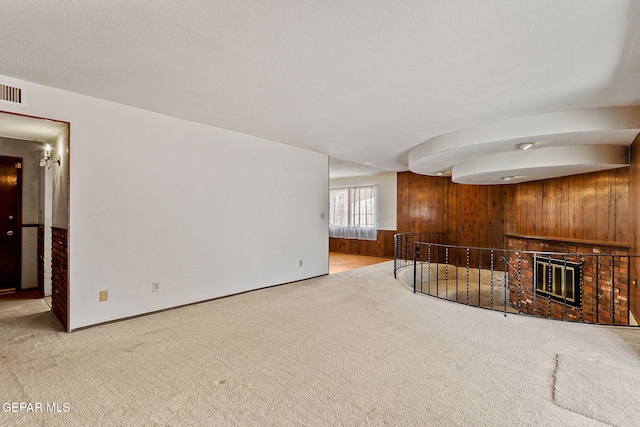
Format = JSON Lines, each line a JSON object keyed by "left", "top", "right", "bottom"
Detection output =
{"left": 0, "top": 155, "right": 22, "bottom": 293}
{"left": 0, "top": 111, "right": 69, "bottom": 329}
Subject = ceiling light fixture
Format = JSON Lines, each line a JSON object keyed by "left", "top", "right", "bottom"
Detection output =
{"left": 435, "top": 171, "right": 444, "bottom": 176}
{"left": 502, "top": 176, "right": 515, "bottom": 182}
{"left": 516, "top": 142, "right": 535, "bottom": 151}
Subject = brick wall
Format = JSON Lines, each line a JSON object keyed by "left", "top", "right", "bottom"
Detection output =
{"left": 507, "top": 237, "right": 629, "bottom": 325}
{"left": 51, "top": 227, "right": 68, "bottom": 331}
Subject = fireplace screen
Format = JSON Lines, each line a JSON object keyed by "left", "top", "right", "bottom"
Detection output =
{"left": 535, "top": 258, "right": 581, "bottom": 307}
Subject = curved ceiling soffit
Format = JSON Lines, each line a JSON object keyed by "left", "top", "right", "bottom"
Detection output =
{"left": 408, "top": 107, "right": 640, "bottom": 185}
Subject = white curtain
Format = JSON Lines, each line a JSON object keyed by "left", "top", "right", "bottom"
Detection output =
{"left": 329, "top": 185, "right": 376, "bottom": 240}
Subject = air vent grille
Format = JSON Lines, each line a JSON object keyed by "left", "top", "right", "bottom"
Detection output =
{"left": 0, "top": 83, "right": 23, "bottom": 104}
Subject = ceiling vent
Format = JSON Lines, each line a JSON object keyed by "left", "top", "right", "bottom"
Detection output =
{"left": 0, "top": 83, "right": 27, "bottom": 107}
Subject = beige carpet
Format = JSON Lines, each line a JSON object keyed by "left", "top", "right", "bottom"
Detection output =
{"left": 1, "top": 261, "right": 639, "bottom": 426}
{"left": 554, "top": 354, "right": 640, "bottom": 426}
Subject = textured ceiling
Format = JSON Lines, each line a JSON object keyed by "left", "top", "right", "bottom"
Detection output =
{"left": 0, "top": 1, "right": 639, "bottom": 179}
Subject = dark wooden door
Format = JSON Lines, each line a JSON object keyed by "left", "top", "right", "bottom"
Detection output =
{"left": 0, "top": 156, "right": 21, "bottom": 292}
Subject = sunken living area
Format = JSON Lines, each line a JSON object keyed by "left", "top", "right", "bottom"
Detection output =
{"left": 333, "top": 132, "right": 640, "bottom": 328}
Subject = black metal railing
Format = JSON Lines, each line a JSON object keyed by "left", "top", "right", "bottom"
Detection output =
{"left": 393, "top": 232, "right": 445, "bottom": 277}
{"left": 393, "top": 233, "right": 638, "bottom": 326}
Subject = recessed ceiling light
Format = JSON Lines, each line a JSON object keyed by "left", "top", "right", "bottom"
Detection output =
{"left": 435, "top": 171, "right": 444, "bottom": 176}
{"left": 516, "top": 142, "right": 535, "bottom": 151}
{"left": 502, "top": 176, "right": 515, "bottom": 181}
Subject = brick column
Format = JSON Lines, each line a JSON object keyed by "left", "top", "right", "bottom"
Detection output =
{"left": 51, "top": 227, "right": 68, "bottom": 331}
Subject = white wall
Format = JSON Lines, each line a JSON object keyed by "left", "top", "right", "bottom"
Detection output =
{"left": 43, "top": 167, "right": 52, "bottom": 296}
{"left": 330, "top": 172, "right": 397, "bottom": 230}
{"left": 51, "top": 131, "right": 68, "bottom": 229}
{"left": 0, "top": 74, "right": 329, "bottom": 330}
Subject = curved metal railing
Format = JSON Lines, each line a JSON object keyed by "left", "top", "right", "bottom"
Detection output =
{"left": 394, "top": 233, "right": 638, "bottom": 326}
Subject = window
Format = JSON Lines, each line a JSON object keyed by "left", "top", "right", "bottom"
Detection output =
{"left": 329, "top": 185, "right": 376, "bottom": 240}
{"left": 535, "top": 258, "right": 580, "bottom": 307}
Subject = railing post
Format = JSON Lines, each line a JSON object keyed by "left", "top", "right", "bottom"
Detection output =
{"left": 420, "top": 245, "right": 424, "bottom": 294}
{"left": 547, "top": 257, "right": 552, "bottom": 319}
{"left": 427, "top": 244, "right": 431, "bottom": 295}
{"left": 517, "top": 253, "right": 522, "bottom": 314}
{"left": 466, "top": 248, "right": 470, "bottom": 305}
{"left": 533, "top": 253, "right": 537, "bottom": 317}
{"left": 596, "top": 255, "right": 600, "bottom": 324}
{"left": 445, "top": 247, "right": 449, "bottom": 301}
{"left": 611, "top": 255, "right": 615, "bottom": 326}
{"left": 579, "top": 255, "right": 584, "bottom": 323}
{"left": 393, "top": 234, "right": 397, "bottom": 278}
{"left": 413, "top": 242, "right": 417, "bottom": 294}
{"left": 478, "top": 250, "right": 481, "bottom": 307}
{"left": 490, "top": 249, "right": 494, "bottom": 311}
{"left": 436, "top": 246, "right": 440, "bottom": 298}
{"left": 563, "top": 255, "right": 567, "bottom": 321}
{"left": 503, "top": 251, "right": 508, "bottom": 317}
{"left": 627, "top": 255, "right": 631, "bottom": 327}
{"left": 455, "top": 247, "right": 459, "bottom": 303}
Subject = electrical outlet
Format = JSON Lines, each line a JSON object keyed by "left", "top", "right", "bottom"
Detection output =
{"left": 152, "top": 281, "right": 160, "bottom": 292}
{"left": 99, "top": 290, "right": 108, "bottom": 302}
{"left": 299, "top": 260, "right": 303, "bottom": 267}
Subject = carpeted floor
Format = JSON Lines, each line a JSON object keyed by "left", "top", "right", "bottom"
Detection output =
{"left": 553, "top": 354, "right": 640, "bottom": 426}
{"left": 1, "top": 261, "right": 639, "bottom": 426}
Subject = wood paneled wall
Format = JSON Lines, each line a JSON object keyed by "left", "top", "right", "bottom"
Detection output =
{"left": 329, "top": 230, "right": 395, "bottom": 258}
{"left": 513, "top": 170, "right": 629, "bottom": 243}
{"left": 396, "top": 172, "right": 513, "bottom": 249}
{"left": 397, "top": 168, "right": 630, "bottom": 249}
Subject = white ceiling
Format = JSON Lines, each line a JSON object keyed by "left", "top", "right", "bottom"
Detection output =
{"left": 0, "top": 1, "right": 639, "bottom": 180}
{"left": 409, "top": 107, "right": 640, "bottom": 183}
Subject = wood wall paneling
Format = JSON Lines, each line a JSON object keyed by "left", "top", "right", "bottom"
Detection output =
{"left": 532, "top": 182, "right": 543, "bottom": 236}
{"left": 396, "top": 172, "right": 515, "bottom": 251}
{"left": 502, "top": 184, "right": 516, "bottom": 236}
{"left": 581, "top": 173, "right": 597, "bottom": 241}
{"left": 569, "top": 175, "right": 580, "bottom": 240}
{"left": 514, "top": 170, "right": 628, "bottom": 245}
{"left": 614, "top": 168, "right": 629, "bottom": 244}
{"left": 595, "top": 171, "right": 609, "bottom": 242}
{"left": 329, "top": 230, "right": 396, "bottom": 258}
{"left": 397, "top": 169, "right": 629, "bottom": 249}
{"left": 446, "top": 178, "right": 457, "bottom": 243}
